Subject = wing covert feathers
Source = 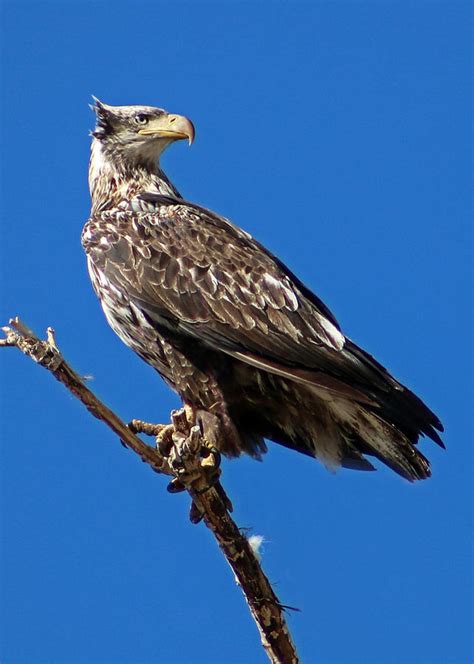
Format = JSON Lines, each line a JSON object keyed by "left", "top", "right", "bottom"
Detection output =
{"left": 83, "top": 193, "right": 443, "bottom": 481}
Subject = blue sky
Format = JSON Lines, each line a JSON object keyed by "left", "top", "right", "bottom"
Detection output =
{"left": 0, "top": 2, "right": 471, "bottom": 663}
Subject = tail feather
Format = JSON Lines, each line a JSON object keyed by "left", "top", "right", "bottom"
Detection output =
{"left": 344, "top": 340, "right": 444, "bottom": 449}
{"left": 341, "top": 404, "right": 432, "bottom": 481}
{"left": 230, "top": 358, "right": 442, "bottom": 481}
{"left": 258, "top": 385, "right": 434, "bottom": 481}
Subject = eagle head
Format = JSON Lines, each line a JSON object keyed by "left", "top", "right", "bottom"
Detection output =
{"left": 90, "top": 98, "right": 195, "bottom": 164}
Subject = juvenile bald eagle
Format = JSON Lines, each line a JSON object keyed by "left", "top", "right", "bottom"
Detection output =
{"left": 82, "top": 100, "right": 443, "bottom": 481}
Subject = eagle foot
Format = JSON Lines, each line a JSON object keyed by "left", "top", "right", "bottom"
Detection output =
{"left": 166, "top": 477, "right": 186, "bottom": 493}
{"left": 158, "top": 408, "right": 233, "bottom": 520}
{"left": 199, "top": 444, "right": 221, "bottom": 471}
{"left": 169, "top": 425, "right": 223, "bottom": 495}
{"left": 169, "top": 425, "right": 221, "bottom": 489}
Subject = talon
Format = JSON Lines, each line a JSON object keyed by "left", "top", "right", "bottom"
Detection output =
{"left": 189, "top": 500, "right": 204, "bottom": 524}
{"left": 167, "top": 478, "right": 186, "bottom": 493}
{"left": 201, "top": 445, "right": 221, "bottom": 469}
{"left": 197, "top": 416, "right": 205, "bottom": 436}
{"left": 170, "top": 452, "right": 184, "bottom": 472}
{"left": 158, "top": 437, "right": 174, "bottom": 457}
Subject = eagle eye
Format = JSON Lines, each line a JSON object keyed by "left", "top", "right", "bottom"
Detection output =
{"left": 134, "top": 113, "right": 149, "bottom": 125}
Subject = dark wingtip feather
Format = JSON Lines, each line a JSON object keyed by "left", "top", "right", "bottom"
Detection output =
{"left": 435, "top": 418, "right": 444, "bottom": 432}
{"left": 424, "top": 426, "right": 446, "bottom": 449}
{"left": 341, "top": 457, "right": 376, "bottom": 472}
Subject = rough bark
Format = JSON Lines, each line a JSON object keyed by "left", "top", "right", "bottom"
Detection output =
{"left": 1, "top": 317, "right": 300, "bottom": 664}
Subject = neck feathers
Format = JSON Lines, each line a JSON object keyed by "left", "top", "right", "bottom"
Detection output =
{"left": 89, "top": 139, "right": 181, "bottom": 214}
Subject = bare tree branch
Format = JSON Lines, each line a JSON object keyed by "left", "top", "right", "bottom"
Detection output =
{"left": 1, "top": 317, "right": 300, "bottom": 664}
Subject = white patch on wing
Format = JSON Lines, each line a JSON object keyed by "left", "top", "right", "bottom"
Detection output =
{"left": 283, "top": 286, "right": 299, "bottom": 311}
{"left": 208, "top": 269, "right": 219, "bottom": 292}
{"left": 316, "top": 314, "right": 345, "bottom": 350}
{"left": 263, "top": 274, "right": 298, "bottom": 310}
{"left": 263, "top": 274, "right": 282, "bottom": 289}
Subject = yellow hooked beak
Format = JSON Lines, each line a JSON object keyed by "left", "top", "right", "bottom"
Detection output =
{"left": 138, "top": 113, "right": 195, "bottom": 145}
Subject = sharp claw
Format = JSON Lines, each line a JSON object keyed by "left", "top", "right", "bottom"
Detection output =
{"left": 201, "top": 445, "right": 221, "bottom": 469}
{"left": 167, "top": 478, "right": 186, "bottom": 493}
{"left": 189, "top": 500, "right": 204, "bottom": 524}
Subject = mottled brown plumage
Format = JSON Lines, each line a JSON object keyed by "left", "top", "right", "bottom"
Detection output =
{"left": 83, "top": 100, "right": 444, "bottom": 480}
